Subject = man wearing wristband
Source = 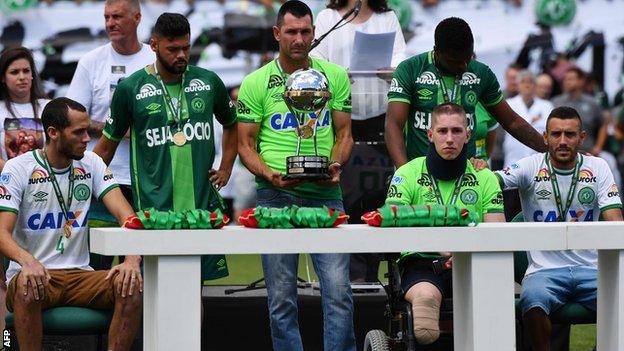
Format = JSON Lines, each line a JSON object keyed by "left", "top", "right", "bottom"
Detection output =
{"left": 385, "top": 102, "right": 505, "bottom": 345}
{"left": 0, "top": 98, "right": 142, "bottom": 351}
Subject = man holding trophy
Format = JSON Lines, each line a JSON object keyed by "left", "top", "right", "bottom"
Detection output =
{"left": 237, "top": 1, "right": 355, "bottom": 350}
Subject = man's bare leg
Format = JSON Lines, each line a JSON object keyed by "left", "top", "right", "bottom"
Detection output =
{"left": 108, "top": 275, "right": 143, "bottom": 351}
{"left": 524, "top": 307, "right": 552, "bottom": 351}
{"left": 404, "top": 282, "right": 442, "bottom": 345}
{"left": 12, "top": 281, "right": 43, "bottom": 351}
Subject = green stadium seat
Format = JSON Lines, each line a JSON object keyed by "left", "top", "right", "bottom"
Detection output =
{"left": 3, "top": 251, "right": 113, "bottom": 349}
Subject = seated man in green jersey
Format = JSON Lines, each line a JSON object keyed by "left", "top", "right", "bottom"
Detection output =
{"left": 385, "top": 102, "right": 505, "bottom": 345}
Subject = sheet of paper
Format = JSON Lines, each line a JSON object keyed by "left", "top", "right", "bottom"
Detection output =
{"left": 349, "top": 31, "right": 395, "bottom": 71}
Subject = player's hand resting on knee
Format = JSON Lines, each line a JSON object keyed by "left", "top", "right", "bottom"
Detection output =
{"left": 19, "top": 257, "right": 50, "bottom": 301}
{"left": 106, "top": 256, "right": 143, "bottom": 298}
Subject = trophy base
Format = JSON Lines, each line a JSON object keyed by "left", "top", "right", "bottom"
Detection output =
{"left": 284, "top": 156, "right": 331, "bottom": 180}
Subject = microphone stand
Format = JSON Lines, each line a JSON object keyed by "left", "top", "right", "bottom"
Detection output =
{"left": 310, "top": 3, "right": 360, "bottom": 51}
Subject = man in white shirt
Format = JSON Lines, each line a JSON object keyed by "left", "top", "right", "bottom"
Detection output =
{"left": 504, "top": 70, "right": 553, "bottom": 166}
{"left": 0, "top": 98, "right": 142, "bottom": 351}
{"left": 496, "top": 106, "right": 622, "bottom": 351}
{"left": 66, "top": 0, "right": 154, "bottom": 215}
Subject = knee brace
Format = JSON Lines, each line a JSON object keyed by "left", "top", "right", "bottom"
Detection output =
{"left": 411, "top": 295, "right": 441, "bottom": 345}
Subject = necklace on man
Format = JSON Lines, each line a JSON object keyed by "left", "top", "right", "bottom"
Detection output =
{"left": 154, "top": 63, "right": 187, "bottom": 146}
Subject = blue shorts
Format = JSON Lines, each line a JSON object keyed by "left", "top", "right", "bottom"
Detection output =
{"left": 520, "top": 266, "right": 597, "bottom": 315}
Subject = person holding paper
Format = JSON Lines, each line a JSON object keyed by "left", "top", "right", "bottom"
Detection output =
{"left": 311, "top": 0, "right": 406, "bottom": 140}
{"left": 312, "top": 0, "right": 406, "bottom": 283}
{"left": 385, "top": 17, "right": 546, "bottom": 168}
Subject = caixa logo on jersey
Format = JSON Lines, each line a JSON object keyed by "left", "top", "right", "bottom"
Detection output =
{"left": 0, "top": 185, "right": 12, "bottom": 200}
{"left": 71, "top": 167, "right": 91, "bottom": 181}
{"left": 184, "top": 79, "right": 211, "bottom": 93}
{"left": 533, "top": 209, "right": 594, "bottom": 222}
{"left": 136, "top": 83, "right": 163, "bottom": 100}
{"left": 145, "top": 122, "right": 212, "bottom": 147}
{"left": 28, "top": 169, "right": 52, "bottom": 184}
{"left": 269, "top": 111, "right": 331, "bottom": 132}
{"left": 27, "top": 210, "right": 87, "bottom": 230}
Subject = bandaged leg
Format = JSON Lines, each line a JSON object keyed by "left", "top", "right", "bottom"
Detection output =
{"left": 411, "top": 294, "right": 441, "bottom": 344}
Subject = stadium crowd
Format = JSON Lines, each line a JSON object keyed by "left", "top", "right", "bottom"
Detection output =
{"left": 0, "top": 0, "right": 623, "bottom": 350}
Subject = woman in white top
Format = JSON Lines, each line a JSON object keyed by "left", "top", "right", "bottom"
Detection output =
{"left": 0, "top": 46, "right": 49, "bottom": 332}
{"left": 0, "top": 47, "right": 49, "bottom": 171}
{"left": 311, "top": 0, "right": 406, "bottom": 140}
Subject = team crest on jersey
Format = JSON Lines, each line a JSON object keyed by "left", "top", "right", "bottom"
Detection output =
{"left": 577, "top": 187, "right": 595, "bottom": 204}
{"left": 74, "top": 184, "right": 91, "bottom": 202}
{"left": 578, "top": 169, "right": 597, "bottom": 183}
{"left": 29, "top": 169, "right": 51, "bottom": 184}
{"left": 459, "top": 72, "right": 481, "bottom": 85}
{"left": 191, "top": 97, "right": 205, "bottom": 113}
{"left": 460, "top": 189, "right": 478, "bottom": 204}
{"left": 417, "top": 173, "right": 432, "bottom": 186}
{"left": 267, "top": 75, "right": 285, "bottom": 89}
{"left": 389, "top": 78, "right": 404, "bottom": 93}
{"left": 608, "top": 184, "right": 620, "bottom": 198}
{"left": 464, "top": 90, "right": 477, "bottom": 106}
{"left": 536, "top": 188, "right": 552, "bottom": 200}
{"left": 72, "top": 167, "right": 91, "bottom": 181}
{"left": 415, "top": 71, "right": 439, "bottom": 85}
{"left": 461, "top": 174, "right": 479, "bottom": 187}
{"left": 136, "top": 83, "right": 163, "bottom": 100}
{"left": 534, "top": 168, "right": 550, "bottom": 182}
{"left": 185, "top": 78, "right": 211, "bottom": 93}
{"left": 0, "top": 185, "right": 12, "bottom": 200}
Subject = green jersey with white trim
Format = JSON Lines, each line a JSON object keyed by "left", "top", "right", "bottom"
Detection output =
{"left": 387, "top": 51, "right": 504, "bottom": 160}
{"left": 104, "top": 65, "right": 236, "bottom": 212}
{"left": 386, "top": 157, "right": 503, "bottom": 259}
{"left": 237, "top": 58, "right": 351, "bottom": 200}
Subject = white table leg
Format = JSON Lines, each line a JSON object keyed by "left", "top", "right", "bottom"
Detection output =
{"left": 597, "top": 250, "right": 624, "bottom": 351}
{"left": 452, "top": 252, "right": 515, "bottom": 351}
{"left": 143, "top": 255, "right": 202, "bottom": 351}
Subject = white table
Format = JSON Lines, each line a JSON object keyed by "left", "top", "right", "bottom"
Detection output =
{"left": 90, "top": 222, "right": 623, "bottom": 351}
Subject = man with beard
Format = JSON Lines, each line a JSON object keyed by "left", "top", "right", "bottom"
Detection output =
{"left": 0, "top": 98, "right": 142, "bottom": 351}
{"left": 496, "top": 106, "right": 622, "bottom": 351}
{"left": 94, "top": 13, "right": 237, "bottom": 284}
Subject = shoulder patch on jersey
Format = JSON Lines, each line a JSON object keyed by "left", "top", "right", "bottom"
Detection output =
{"left": 608, "top": 184, "right": 620, "bottom": 198}
{"left": 0, "top": 173, "right": 11, "bottom": 184}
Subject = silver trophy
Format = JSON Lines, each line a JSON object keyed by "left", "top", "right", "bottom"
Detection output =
{"left": 282, "top": 68, "right": 332, "bottom": 180}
